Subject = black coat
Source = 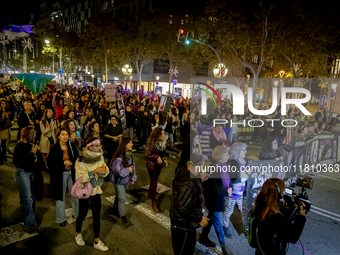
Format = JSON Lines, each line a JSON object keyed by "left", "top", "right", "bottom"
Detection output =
{"left": 202, "top": 163, "right": 232, "bottom": 212}
{"left": 252, "top": 211, "right": 306, "bottom": 255}
{"left": 47, "top": 142, "right": 79, "bottom": 201}
{"left": 137, "top": 110, "right": 147, "bottom": 127}
{"left": 125, "top": 111, "right": 136, "bottom": 128}
{"left": 209, "top": 132, "right": 223, "bottom": 149}
{"left": 170, "top": 165, "right": 203, "bottom": 230}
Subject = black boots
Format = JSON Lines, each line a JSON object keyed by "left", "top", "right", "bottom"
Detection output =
{"left": 199, "top": 236, "right": 216, "bottom": 247}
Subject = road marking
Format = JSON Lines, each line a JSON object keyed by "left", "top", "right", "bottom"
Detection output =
{"left": 310, "top": 210, "right": 340, "bottom": 222}
{"left": 311, "top": 206, "right": 340, "bottom": 218}
{"left": 65, "top": 208, "right": 92, "bottom": 224}
{"left": 105, "top": 194, "right": 139, "bottom": 205}
{"left": 315, "top": 174, "right": 340, "bottom": 182}
{"left": 135, "top": 202, "right": 220, "bottom": 255}
{"left": 0, "top": 223, "right": 38, "bottom": 247}
{"left": 142, "top": 182, "right": 171, "bottom": 193}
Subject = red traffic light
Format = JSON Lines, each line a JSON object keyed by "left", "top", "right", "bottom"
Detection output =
{"left": 180, "top": 29, "right": 184, "bottom": 34}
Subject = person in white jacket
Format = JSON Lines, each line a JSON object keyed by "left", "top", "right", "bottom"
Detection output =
{"left": 74, "top": 137, "right": 110, "bottom": 252}
{"left": 39, "top": 108, "right": 57, "bottom": 164}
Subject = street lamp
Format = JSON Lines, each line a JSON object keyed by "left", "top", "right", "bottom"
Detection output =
{"left": 279, "top": 70, "right": 285, "bottom": 78}
{"left": 213, "top": 63, "right": 228, "bottom": 78}
{"left": 155, "top": 76, "right": 160, "bottom": 93}
{"left": 45, "top": 40, "right": 50, "bottom": 45}
{"left": 122, "top": 64, "right": 132, "bottom": 92}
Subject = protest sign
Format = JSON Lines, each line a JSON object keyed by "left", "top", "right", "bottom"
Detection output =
{"left": 196, "top": 125, "right": 233, "bottom": 155}
{"left": 105, "top": 84, "right": 116, "bottom": 102}
{"left": 158, "top": 95, "right": 172, "bottom": 112}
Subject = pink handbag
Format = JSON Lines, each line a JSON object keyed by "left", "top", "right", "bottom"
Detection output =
{"left": 71, "top": 175, "right": 93, "bottom": 199}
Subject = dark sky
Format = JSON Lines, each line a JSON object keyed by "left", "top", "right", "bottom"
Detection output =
{"left": 0, "top": 0, "right": 42, "bottom": 28}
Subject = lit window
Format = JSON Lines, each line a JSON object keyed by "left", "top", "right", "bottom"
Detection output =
{"left": 102, "top": 1, "right": 108, "bottom": 11}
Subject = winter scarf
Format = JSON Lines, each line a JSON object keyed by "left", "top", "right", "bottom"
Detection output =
{"left": 81, "top": 148, "right": 102, "bottom": 164}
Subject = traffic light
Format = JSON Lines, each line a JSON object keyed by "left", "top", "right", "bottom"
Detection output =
{"left": 177, "top": 29, "right": 185, "bottom": 42}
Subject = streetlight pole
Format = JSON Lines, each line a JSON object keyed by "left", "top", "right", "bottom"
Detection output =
{"left": 105, "top": 54, "right": 108, "bottom": 84}
{"left": 191, "top": 39, "right": 222, "bottom": 65}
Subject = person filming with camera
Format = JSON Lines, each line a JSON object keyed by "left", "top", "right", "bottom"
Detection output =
{"left": 250, "top": 178, "right": 306, "bottom": 255}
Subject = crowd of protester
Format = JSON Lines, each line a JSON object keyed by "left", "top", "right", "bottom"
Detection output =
{"left": 1, "top": 74, "right": 335, "bottom": 254}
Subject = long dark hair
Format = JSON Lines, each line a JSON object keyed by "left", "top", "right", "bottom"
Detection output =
{"left": 85, "top": 121, "right": 101, "bottom": 141}
{"left": 41, "top": 107, "right": 54, "bottom": 126}
{"left": 112, "top": 137, "right": 132, "bottom": 165}
{"left": 20, "top": 126, "right": 35, "bottom": 143}
{"left": 259, "top": 137, "right": 278, "bottom": 159}
{"left": 253, "top": 178, "right": 285, "bottom": 222}
{"left": 146, "top": 127, "right": 163, "bottom": 149}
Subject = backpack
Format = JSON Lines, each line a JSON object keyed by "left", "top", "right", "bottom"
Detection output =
{"left": 248, "top": 214, "right": 260, "bottom": 249}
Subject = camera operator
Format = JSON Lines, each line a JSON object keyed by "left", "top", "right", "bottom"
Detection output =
{"left": 251, "top": 178, "right": 306, "bottom": 255}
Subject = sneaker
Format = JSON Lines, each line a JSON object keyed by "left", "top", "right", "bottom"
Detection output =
{"left": 75, "top": 234, "right": 85, "bottom": 246}
{"left": 223, "top": 226, "right": 232, "bottom": 238}
{"left": 93, "top": 240, "right": 109, "bottom": 252}
{"left": 199, "top": 237, "right": 216, "bottom": 247}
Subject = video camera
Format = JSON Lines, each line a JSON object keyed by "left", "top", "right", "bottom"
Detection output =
{"left": 282, "top": 186, "right": 311, "bottom": 222}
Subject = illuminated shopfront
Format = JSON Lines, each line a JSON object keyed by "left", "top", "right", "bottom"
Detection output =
{"left": 155, "top": 82, "right": 191, "bottom": 98}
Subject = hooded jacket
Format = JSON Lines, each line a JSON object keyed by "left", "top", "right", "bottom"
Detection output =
{"left": 170, "top": 164, "right": 203, "bottom": 230}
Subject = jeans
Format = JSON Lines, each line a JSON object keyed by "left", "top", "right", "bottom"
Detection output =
{"left": 15, "top": 168, "right": 36, "bottom": 230}
{"left": 76, "top": 194, "right": 101, "bottom": 238}
{"left": 126, "top": 127, "right": 134, "bottom": 141}
{"left": 164, "top": 132, "right": 174, "bottom": 156}
{"left": 55, "top": 171, "right": 79, "bottom": 223}
{"left": 113, "top": 182, "right": 130, "bottom": 217}
{"left": 171, "top": 226, "right": 196, "bottom": 255}
{"left": 201, "top": 211, "right": 226, "bottom": 247}
{"left": 147, "top": 168, "right": 162, "bottom": 201}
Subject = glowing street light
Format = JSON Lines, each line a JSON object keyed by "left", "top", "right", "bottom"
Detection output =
{"left": 213, "top": 63, "right": 228, "bottom": 78}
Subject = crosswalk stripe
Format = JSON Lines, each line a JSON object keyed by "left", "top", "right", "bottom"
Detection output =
{"left": 135, "top": 202, "right": 220, "bottom": 255}
{"left": 0, "top": 223, "right": 38, "bottom": 247}
{"left": 142, "top": 182, "right": 171, "bottom": 193}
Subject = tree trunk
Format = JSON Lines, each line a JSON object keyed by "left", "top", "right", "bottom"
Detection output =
{"left": 252, "top": 72, "right": 259, "bottom": 103}
{"left": 168, "top": 67, "right": 172, "bottom": 94}
{"left": 327, "top": 83, "right": 332, "bottom": 110}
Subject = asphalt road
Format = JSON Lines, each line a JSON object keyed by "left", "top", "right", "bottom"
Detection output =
{"left": 0, "top": 130, "right": 339, "bottom": 255}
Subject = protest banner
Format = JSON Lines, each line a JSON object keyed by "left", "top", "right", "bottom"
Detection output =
{"left": 196, "top": 125, "right": 233, "bottom": 155}
{"left": 158, "top": 95, "right": 172, "bottom": 112}
{"left": 105, "top": 84, "right": 116, "bottom": 102}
